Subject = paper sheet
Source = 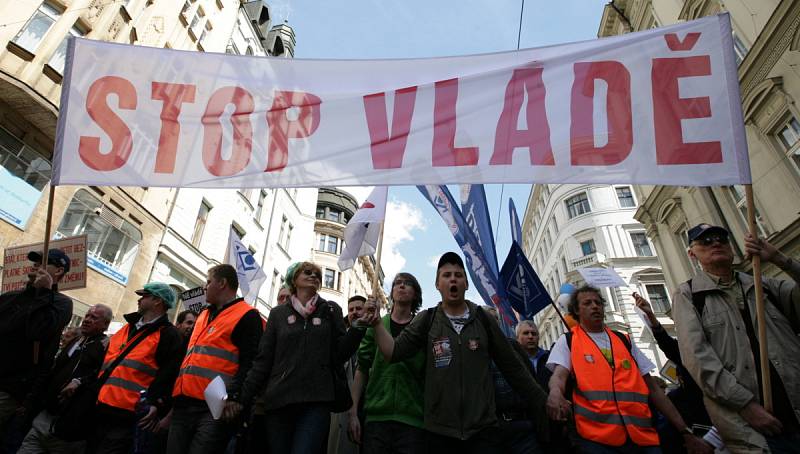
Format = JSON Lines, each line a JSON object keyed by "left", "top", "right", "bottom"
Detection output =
{"left": 204, "top": 376, "right": 227, "bottom": 420}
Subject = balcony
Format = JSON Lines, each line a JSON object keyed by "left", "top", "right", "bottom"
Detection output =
{"left": 570, "top": 252, "right": 606, "bottom": 270}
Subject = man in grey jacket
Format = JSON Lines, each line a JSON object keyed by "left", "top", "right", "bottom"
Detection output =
{"left": 673, "top": 223, "right": 800, "bottom": 453}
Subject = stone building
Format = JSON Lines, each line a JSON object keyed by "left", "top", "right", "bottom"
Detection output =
{"left": 522, "top": 184, "right": 672, "bottom": 372}
{"left": 0, "top": 0, "right": 301, "bottom": 322}
{"left": 311, "top": 187, "right": 386, "bottom": 308}
{"left": 598, "top": 0, "right": 800, "bottom": 290}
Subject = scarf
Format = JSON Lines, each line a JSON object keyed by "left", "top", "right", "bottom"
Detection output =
{"left": 291, "top": 293, "right": 319, "bottom": 319}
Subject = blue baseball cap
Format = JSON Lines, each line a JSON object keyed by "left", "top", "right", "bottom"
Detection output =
{"left": 28, "top": 248, "right": 71, "bottom": 273}
{"left": 687, "top": 223, "right": 728, "bottom": 243}
{"left": 135, "top": 282, "right": 177, "bottom": 309}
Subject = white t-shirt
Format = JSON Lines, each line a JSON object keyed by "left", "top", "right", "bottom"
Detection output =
{"left": 445, "top": 308, "right": 470, "bottom": 334}
{"left": 546, "top": 330, "right": 655, "bottom": 375}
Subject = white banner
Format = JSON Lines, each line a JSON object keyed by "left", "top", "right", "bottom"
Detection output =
{"left": 53, "top": 14, "right": 749, "bottom": 188}
{"left": 577, "top": 267, "right": 628, "bottom": 288}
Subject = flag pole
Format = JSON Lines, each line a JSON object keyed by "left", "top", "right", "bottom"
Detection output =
{"left": 745, "top": 184, "right": 771, "bottom": 412}
{"left": 371, "top": 221, "right": 385, "bottom": 303}
{"left": 550, "top": 301, "right": 570, "bottom": 331}
{"left": 34, "top": 184, "right": 57, "bottom": 365}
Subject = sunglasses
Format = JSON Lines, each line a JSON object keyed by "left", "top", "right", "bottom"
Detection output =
{"left": 694, "top": 234, "right": 729, "bottom": 246}
{"left": 302, "top": 269, "right": 322, "bottom": 279}
{"left": 393, "top": 279, "right": 415, "bottom": 287}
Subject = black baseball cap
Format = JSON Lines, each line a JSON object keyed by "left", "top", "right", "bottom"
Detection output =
{"left": 28, "top": 248, "right": 71, "bottom": 273}
{"left": 687, "top": 224, "right": 728, "bottom": 243}
{"left": 437, "top": 252, "right": 465, "bottom": 271}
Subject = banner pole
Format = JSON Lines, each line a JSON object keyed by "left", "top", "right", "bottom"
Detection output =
{"left": 372, "top": 221, "right": 385, "bottom": 302}
{"left": 745, "top": 184, "right": 772, "bottom": 412}
{"left": 550, "top": 301, "right": 570, "bottom": 331}
{"left": 42, "top": 185, "right": 56, "bottom": 265}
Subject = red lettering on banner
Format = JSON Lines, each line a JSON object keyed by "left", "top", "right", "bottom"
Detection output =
{"left": 491, "top": 66, "right": 554, "bottom": 166}
{"left": 363, "top": 87, "right": 418, "bottom": 169}
{"left": 266, "top": 91, "right": 321, "bottom": 172}
{"left": 202, "top": 86, "right": 255, "bottom": 177}
{"left": 570, "top": 61, "right": 632, "bottom": 165}
{"left": 78, "top": 76, "right": 137, "bottom": 171}
{"left": 664, "top": 33, "right": 701, "bottom": 51}
{"left": 652, "top": 56, "right": 721, "bottom": 164}
{"left": 432, "top": 78, "right": 478, "bottom": 167}
{"left": 152, "top": 82, "right": 196, "bottom": 173}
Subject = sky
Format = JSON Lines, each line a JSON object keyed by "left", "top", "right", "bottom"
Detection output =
{"left": 266, "top": 0, "right": 608, "bottom": 308}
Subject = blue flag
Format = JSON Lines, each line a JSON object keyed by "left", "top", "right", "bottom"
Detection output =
{"left": 417, "top": 185, "right": 518, "bottom": 332}
{"left": 500, "top": 241, "right": 552, "bottom": 320}
{"left": 460, "top": 185, "right": 499, "bottom": 277}
{"left": 509, "top": 198, "right": 523, "bottom": 245}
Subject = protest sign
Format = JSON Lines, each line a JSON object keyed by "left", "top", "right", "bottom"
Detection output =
{"left": 180, "top": 286, "right": 206, "bottom": 313}
{"left": 2, "top": 235, "right": 88, "bottom": 292}
{"left": 577, "top": 267, "right": 628, "bottom": 288}
{"left": 53, "top": 14, "right": 747, "bottom": 189}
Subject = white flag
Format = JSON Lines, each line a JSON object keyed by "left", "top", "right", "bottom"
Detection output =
{"left": 227, "top": 230, "right": 267, "bottom": 304}
{"left": 338, "top": 186, "right": 388, "bottom": 271}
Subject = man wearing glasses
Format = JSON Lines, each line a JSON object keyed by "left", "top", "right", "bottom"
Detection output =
{"left": 674, "top": 224, "right": 800, "bottom": 453}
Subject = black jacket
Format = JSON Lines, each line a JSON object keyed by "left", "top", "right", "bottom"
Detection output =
{"left": 0, "top": 284, "right": 73, "bottom": 400}
{"left": 38, "top": 333, "right": 108, "bottom": 413}
{"left": 239, "top": 297, "right": 365, "bottom": 410}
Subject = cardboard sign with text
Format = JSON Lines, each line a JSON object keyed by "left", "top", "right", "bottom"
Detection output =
{"left": 2, "top": 235, "right": 88, "bottom": 292}
{"left": 180, "top": 286, "right": 207, "bottom": 313}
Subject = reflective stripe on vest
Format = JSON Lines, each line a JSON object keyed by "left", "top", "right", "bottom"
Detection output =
{"left": 98, "top": 324, "right": 162, "bottom": 412}
{"left": 570, "top": 326, "right": 659, "bottom": 447}
{"left": 172, "top": 300, "right": 254, "bottom": 400}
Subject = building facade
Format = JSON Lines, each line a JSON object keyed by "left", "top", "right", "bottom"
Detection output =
{"left": 0, "top": 0, "right": 301, "bottom": 322}
{"left": 522, "top": 184, "right": 673, "bottom": 372}
{"left": 311, "top": 187, "right": 386, "bottom": 308}
{"left": 598, "top": 0, "right": 800, "bottom": 291}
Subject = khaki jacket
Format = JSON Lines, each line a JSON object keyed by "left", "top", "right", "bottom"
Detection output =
{"left": 673, "top": 263, "right": 800, "bottom": 453}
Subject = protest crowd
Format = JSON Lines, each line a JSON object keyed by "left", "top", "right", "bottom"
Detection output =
{"left": 0, "top": 222, "right": 798, "bottom": 454}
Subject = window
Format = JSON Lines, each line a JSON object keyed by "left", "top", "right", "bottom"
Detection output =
{"left": 645, "top": 284, "right": 670, "bottom": 313}
{"left": 565, "top": 193, "right": 590, "bottom": 219}
{"left": 317, "top": 234, "right": 340, "bottom": 254}
{"left": 729, "top": 186, "right": 769, "bottom": 236}
{"left": 615, "top": 186, "right": 635, "bottom": 208}
{"left": 269, "top": 270, "right": 279, "bottom": 305}
{"left": 56, "top": 189, "right": 142, "bottom": 284}
{"left": 277, "top": 216, "right": 292, "bottom": 250}
{"left": 580, "top": 239, "right": 596, "bottom": 256}
{"left": 48, "top": 24, "right": 85, "bottom": 74}
{"left": 192, "top": 200, "right": 211, "bottom": 247}
{"left": 630, "top": 232, "right": 653, "bottom": 256}
{"left": 732, "top": 31, "right": 749, "bottom": 66}
{"left": 326, "top": 208, "right": 342, "bottom": 222}
{"left": 255, "top": 190, "right": 267, "bottom": 221}
{"left": 13, "top": 3, "right": 61, "bottom": 53}
{"left": 180, "top": 0, "right": 193, "bottom": 19}
{"left": 776, "top": 116, "right": 800, "bottom": 173}
{"left": 323, "top": 269, "right": 336, "bottom": 290}
{"left": 316, "top": 207, "right": 325, "bottom": 219}
{"left": 198, "top": 20, "right": 212, "bottom": 44}
{"left": 0, "top": 126, "right": 51, "bottom": 228}
{"left": 189, "top": 6, "right": 206, "bottom": 39}
{"left": 232, "top": 223, "right": 245, "bottom": 240}
{"left": 561, "top": 256, "right": 568, "bottom": 276}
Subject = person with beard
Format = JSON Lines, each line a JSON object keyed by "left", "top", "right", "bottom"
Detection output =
{"left": 546, "top": 286, "right": 709, "bottom": 454}
{"left": 18, "top": 304, "right": 112, "bottom": 453}
{"left": 368, "top": 252, "right": 548, "bottom": 453}
{"left": 351, "top": 273, "right": 426, "bottom": 454}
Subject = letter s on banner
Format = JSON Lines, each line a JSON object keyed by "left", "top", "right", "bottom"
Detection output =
{"left": 78, "top": 76, "right": 137, "bottom": 171}
{"left": 265, "top": 91, "right": 322, "bottom": 172}
{"left": 202, "top": 86, "right": 255, "bottom": 177}
{"left": 570, "top": 61, "right": 632, "bottom": 165}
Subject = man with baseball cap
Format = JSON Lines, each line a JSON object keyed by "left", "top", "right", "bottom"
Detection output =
{"left": 674, "top": 223, "right": 800, "bottom": 452}
{"left": 89, "top": 282, "right": 183, "bottom": 453}
{"left": 0, "top": 248, "right": 73, "bottom": 448}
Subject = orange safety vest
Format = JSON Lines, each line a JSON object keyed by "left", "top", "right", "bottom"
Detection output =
{"left": 570, "top": 326, "right": 659, "bottom": 447}
{"left": 172, "top": 300, "right": 253, "bottom": 400}
{"left": 97, "top": 324, "right": 163, "bottom": 411}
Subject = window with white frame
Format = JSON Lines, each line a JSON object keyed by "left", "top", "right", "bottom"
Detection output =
{"left": 255, "top": 190, "right": 267, "bottom": 222}
{"left": 56, "top": 189, "right": 142, "bottom": 284}
{"left": 645, "top": 284, "right": 671, "bottom": 313}
{"left": 189, "top": 6, "right": 206, "bottom": 39}
{"left": 729, "top": 185, "right": 769, "bottom": 236}
{"left": 277, "top": 216, "right": 292, "bottom": 250}
{"left": 48, "top": 23, "right": 85, "bottom": 74}
{"left": 580, "top": 239, "right": 596, "bottom": 256}
{"left": 269, "top": 270, "right": 279, "bottom": 304}
{"left": 0, "top": 126, "right": 51, "bottom": 228}
{"left": 615, "top": 186, "right": 635, "bottom": 208}
{"left": 565, "top": 192, "right": 590, "bottom": 219}
{"left": 732, "top": 31, "right": 749, "bottom": 66}
{"left": 12, "top": 3, "right": 61, "bottom": 53}
{"left": 192, "top": 200, "right": 211, "bottom": 247}
{"left": 776, "top": 116, "right": 800, "bottom": 174}
{"left": 323, "top": 268, "right": 340, "bottom": 290}
{"left": 317, "top": 233, "right": 340, "bottom": 254}
{"left": 630, "top": 232, "right": 653, "bottom": 256}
